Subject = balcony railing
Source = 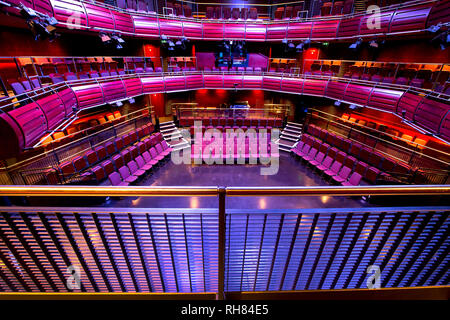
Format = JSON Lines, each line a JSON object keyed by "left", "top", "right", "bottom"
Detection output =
{"left": 0, "top": 185, "right": 448, "bottom": 297}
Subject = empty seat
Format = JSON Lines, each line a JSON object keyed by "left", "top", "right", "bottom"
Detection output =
{"left": 118, "top": 166, "right": 138, "bottom": 184}
{"left": 332, "top": 166, "right": 352, "bottom": 183}
{"left": 309, "top": 151, "right": 325, "bottom": 166}
{"left": 60, "top": 161, "right": 75, "bottom": 178}
{"left": 100, "top": 160, "right": 115, "bottom": 177}
{"left": 341, "top": 172, "right": 362, "bottom": 186}
{"left": 150, "top": 147, "right": 164, "bottom": 161}
{"left": 127, "top": 160, "right": 146, "bottom": 178}
{"left": 108, "top": 172, "right": 129, "bottom": 186}
{"left": 91, "top": 166, "right": 106, "bottom": 182}
{"left": 105, "top": 142, "right": 116, "bottom": 155}
{"left": 72, "top": 156, "right": 87, "bottom": 172}
{"left": 365, "top": 166, "right": 381, "bottom": 184}
{"left": 142, "top": 151, "right": 158, "bottom": 166}
{"left": 316, "top": 156, "right": 334, "bottom": 172}
{"left": 45, "top": 168, "right": 60, "bottom": 184}
{"left": 95, "top": 146, "right": 107, "bottom": 161}
{"left": 85, "top": 150, "right": 99, "bottom": 166}
{"left": 112, "top": 154, "right": 125, "bottom": 169}
{"left": 129, "top": 146, "right": 139, "bottom": 158}
{"left": 136, "top": 155, "right": 152, "bottom": 171}
{"left": 120, "top": 150, "right": 132, "bottom": 163}
{"left": 324, "top": 161, "right": 343, "bottom": 178}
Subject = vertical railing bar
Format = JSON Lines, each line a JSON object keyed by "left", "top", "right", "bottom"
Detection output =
{"left": 330, "top": 212, "right": 368, "bottom": 289}
{"left": 342, "top": 211, "right": 384, "bottom": 289}
{"left": 391, "top": 213, "right": 433, "bottom": 287}
{"left": 181, "top": 214, "right": 193, "bottom": 292}
{"left": 128, "top": 213, "right": 153, "bottom": 292}
{"left": 73, "top": 213, "right": 113, "bottom": 292}
{"left": 200, "top": 214, "right": 206, "bottom": 292}
{"left": 279, "top": 214, "right": 302, "bottom": 291}
{"left": 317, "top": 213, "right": 351, "bottom": 290}
{"left": 253, "top": 214, "right": 267, "bottom": 291}
{"left": 164, "top": 213, "right": 179, "bottom": 292}
{"left": 378, "top": 214, "right": 416, "bottom": 288}
{"left": 1, "top": 212, "right": 57, "bottom": 291}
{"left": 305, "top": 213, "right": 335, "bottom": 290}
{"left": 292, "top": 213, "right": 319, "bottom": 290}
{"left": 109, "top": 212, "right": 139, "bottom": 292}
{"left": 412, "top": 214, "right": 450, "bottom": 286}
{"left": 0, "top": 268, "right": 16, "bottom": 291}
{"left": 265, "top": 213, "right": 284, "bottom": 291}
{"left": 218, "top": 187, "right": 226, "bottom": 299}
{"left": 56, "top": 212, "right": 99, "bottom": 291}
{"left": 353, "top": 212, "right": 400, "bottom": 288}
{"left": 91, "top": 213, "right": 126, "bottom": 292}
{"left": 146, "top": 214, "right": 166, "bottom": 292}
{"left": 20, "top": 212, "right": 67, "bottom": 290}
{"left": 0, "top": 247, "right": 30, "bottom": 291}
{"left": 37, "top": 212, "right": 86, "bottom": 291}
{"left": 239, "top": 214, "right": 250, "bottom": 292}
{"left": 403, "top": 213, "right": 448, "bottom": 287}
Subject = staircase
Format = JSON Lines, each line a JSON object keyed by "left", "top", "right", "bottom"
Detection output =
{"left": 276, "top": 121, "right": 303, "bottom": 152}
{"left": 159, "top": 120, "right": 190, "bottom": 151}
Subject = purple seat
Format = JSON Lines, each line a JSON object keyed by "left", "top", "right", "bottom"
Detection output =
{"left": 309, "top": 151, "right": 325, "bottom": 166}
{"left": 316, "top": 156, "right": 334, "bottom": 172}
{"left": 118, "top": 166, "right": 138, "bottom": 184}
{"left": 108, "top": 172, "right": 129, "bottom": 186}
{"left": 342, "top": 172, "right": 362, "bottom": 186}
{"left": 127, "top": 160, "right": 146, "bottom": 178}
{"left": 150, "top": 147, "right": 164, "bottom": 161}
{"left": 324, "top": 161, "right": 343, "bottom": 178}
{"left": 136, "top": 155, "right": 152, "bottom": 171}
{"left": 332, "top": 166, "right": 352, "bottom": 183}
{"left": 302, "top": 147, "right": 318, "bottom": 161}
{"left": 143, "top": 151, "right": 158, "bottom": 166}
{"left": 156, "top": 143, "right": 170, "bottom": 157}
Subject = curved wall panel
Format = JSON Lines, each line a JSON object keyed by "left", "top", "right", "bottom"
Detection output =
{"left": 2, "top": 72, "right": 450, "bottom": 156}
{"left": 5, "top": 0, "right": 449, "bottom": 42}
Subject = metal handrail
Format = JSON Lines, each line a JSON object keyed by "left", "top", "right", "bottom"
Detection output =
{"left": 0, "top": 185, "right": 449, "bottom": 197}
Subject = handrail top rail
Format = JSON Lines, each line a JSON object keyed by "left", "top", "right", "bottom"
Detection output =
{"left": 0, "top": 185, "right": 449, "bottom": 197}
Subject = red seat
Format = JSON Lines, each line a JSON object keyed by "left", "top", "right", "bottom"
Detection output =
{"left": 365, "top": 166, "right": 381, "bottom": 184}
{"left": 105, "top": 142, "right": 116, "bottom": 156}
{"left": 129, "top": 146, "right": 139, "bottom": 159}
{"left": 91, "top": 166, "right": 106, "bottom": 181}
{"left": 115, "top": 137, "right": 124, "bottom": 151}
{"left": 120, "top": 150, "right": 132, "bottom": 163}
{"left": 100, "top": 160, "right": 115, "bottom": 176}
{"left": 72, "top": 156, "right": 87, "bottom": 172}
{"left": 45, "top": 168, "right": 60, "bottom": 184}
{"left": 123, "top": 134, "right": 131, "bottom": 146}
{"left": 137, "top": 142, "right": 146, "bottom": 154}
{"left": 85, "top": 150, "right": 99, "bottom": 166}
{"left": 60, "top": 161, "right": 75, "bottom": 177}
{"left": 95, "top": 146, "right": 107, "bottom": 161}
{"left": 112, "top": 154, "right": 125, "bottom": 169}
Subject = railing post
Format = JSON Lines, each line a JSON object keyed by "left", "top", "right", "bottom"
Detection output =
{"left": 217, "top": 186, "right": 226, "bottom": 300}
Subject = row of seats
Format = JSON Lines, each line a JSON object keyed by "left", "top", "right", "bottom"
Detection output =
{"left": 39, "top": 111, "right": 130, "bottom": 149}
{"left": 305, "top": 124, "right": 413, "bottom": 183}
{"left": 181, "top": 118, "right": 282, "bottom": 127}
{"left": 206, "top": 7, "right": 258, "bottom": 20}
{"left": 108, "top": 140, "right": 172, "bottom": 186}
{"left": 292, "top": 138, "right": 363, "bottom": 186}
{"left": 44, "top": 124, "right": 158, "bottom": 184}
{"left": 339, "top": 114, "right": 427, "bottom": 149}
{"left": 191, "top": 132, "right": 277, "bottom": 163}
{"left": 188, "top": 125, "right": 275, "bottom": 136}
{"left": 274, "top": 5, "right": 305, "bottom": 20}
{"left": 320, "top": 1, "right": 354, "bottom": 17}
{"left": 203, "top": 66, "right": 263, "bottom": 72}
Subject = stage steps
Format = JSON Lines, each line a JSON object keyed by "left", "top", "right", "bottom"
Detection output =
{"left": 277, "top": 121, "right": 303, "bottom": 152}
{"left": 159, "top": 121, "right": 190, "bottom": 151}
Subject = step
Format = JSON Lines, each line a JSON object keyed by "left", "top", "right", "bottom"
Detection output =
{"left": 160, "top": 125, "right": 176, "bottom": 131}
{"left": 278, "top": 139, "right": 296, "bottom": 148}
{"left": 281, "top": 131, "right": 301, "bottom": 138}
{"left": 160, "top": 122, "right": 174, "bottom": 127}
{"left": 280, "top": 135, "right": 298, "bottom": 142}
{"left": 279, "top": 146, "right": 292, "bottom": 153}
{"left": 287, "top": 121, "right": 303, "bottom": 128}
{"left": 283, "top": 128, "right": 302, "bottom": 134}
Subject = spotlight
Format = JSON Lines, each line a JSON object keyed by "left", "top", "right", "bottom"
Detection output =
{"left": 99, "top": 32, "right": 111, "bottom": 43}
{"left": 349, "top": 38, "right": 363, "bottom": 50}
{"left": 334, "top": 101, "right": 341, "bottom": 107}
{"left": 369, "top": 40, "right": 378, "bottom": 48}
{"left": 296, "top": 39, "right": 310, "bottom": 52}
{"left": 431, "top": 31, "right": 449, "bottom": 50}
{"left": 128, "top": 98, "right": 135, "bottom": 104}
{"left": 427, "top": 24, "right": 441, "bottom": 33}
{"left": 349, "top": 104, "right": 357, "bottom": 110}
{"left": 115, "top": 101, "right": 123, "bottom": 107}
{"left": 288, "top": 42, "right": 295, "bottom": 49}
{"left": 111, "top": 34, "right": 125, "bottom": 50}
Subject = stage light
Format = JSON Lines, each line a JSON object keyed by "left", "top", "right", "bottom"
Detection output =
{"left": 334, "top": 101, "right": 341, "bottom": 107}
{"left": 427, "top": 24, "right": 441, "bottom": 33}
{"left": 296, "top": 39, "right": 310, "bottom": 52}
{"left": 431, "top": 31, "right": 449, "bottom": 50}
{"left": 349, "top": 38, "right": 363, "bottom": 50}
{"left": 99, "top": 32, "right": 111, "bottom": 43}
{"left": 369, "top": 40, "right": 378, "bottom": 48}
{"left": 128, "top": 98, "right": 135, "bottom": 104}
